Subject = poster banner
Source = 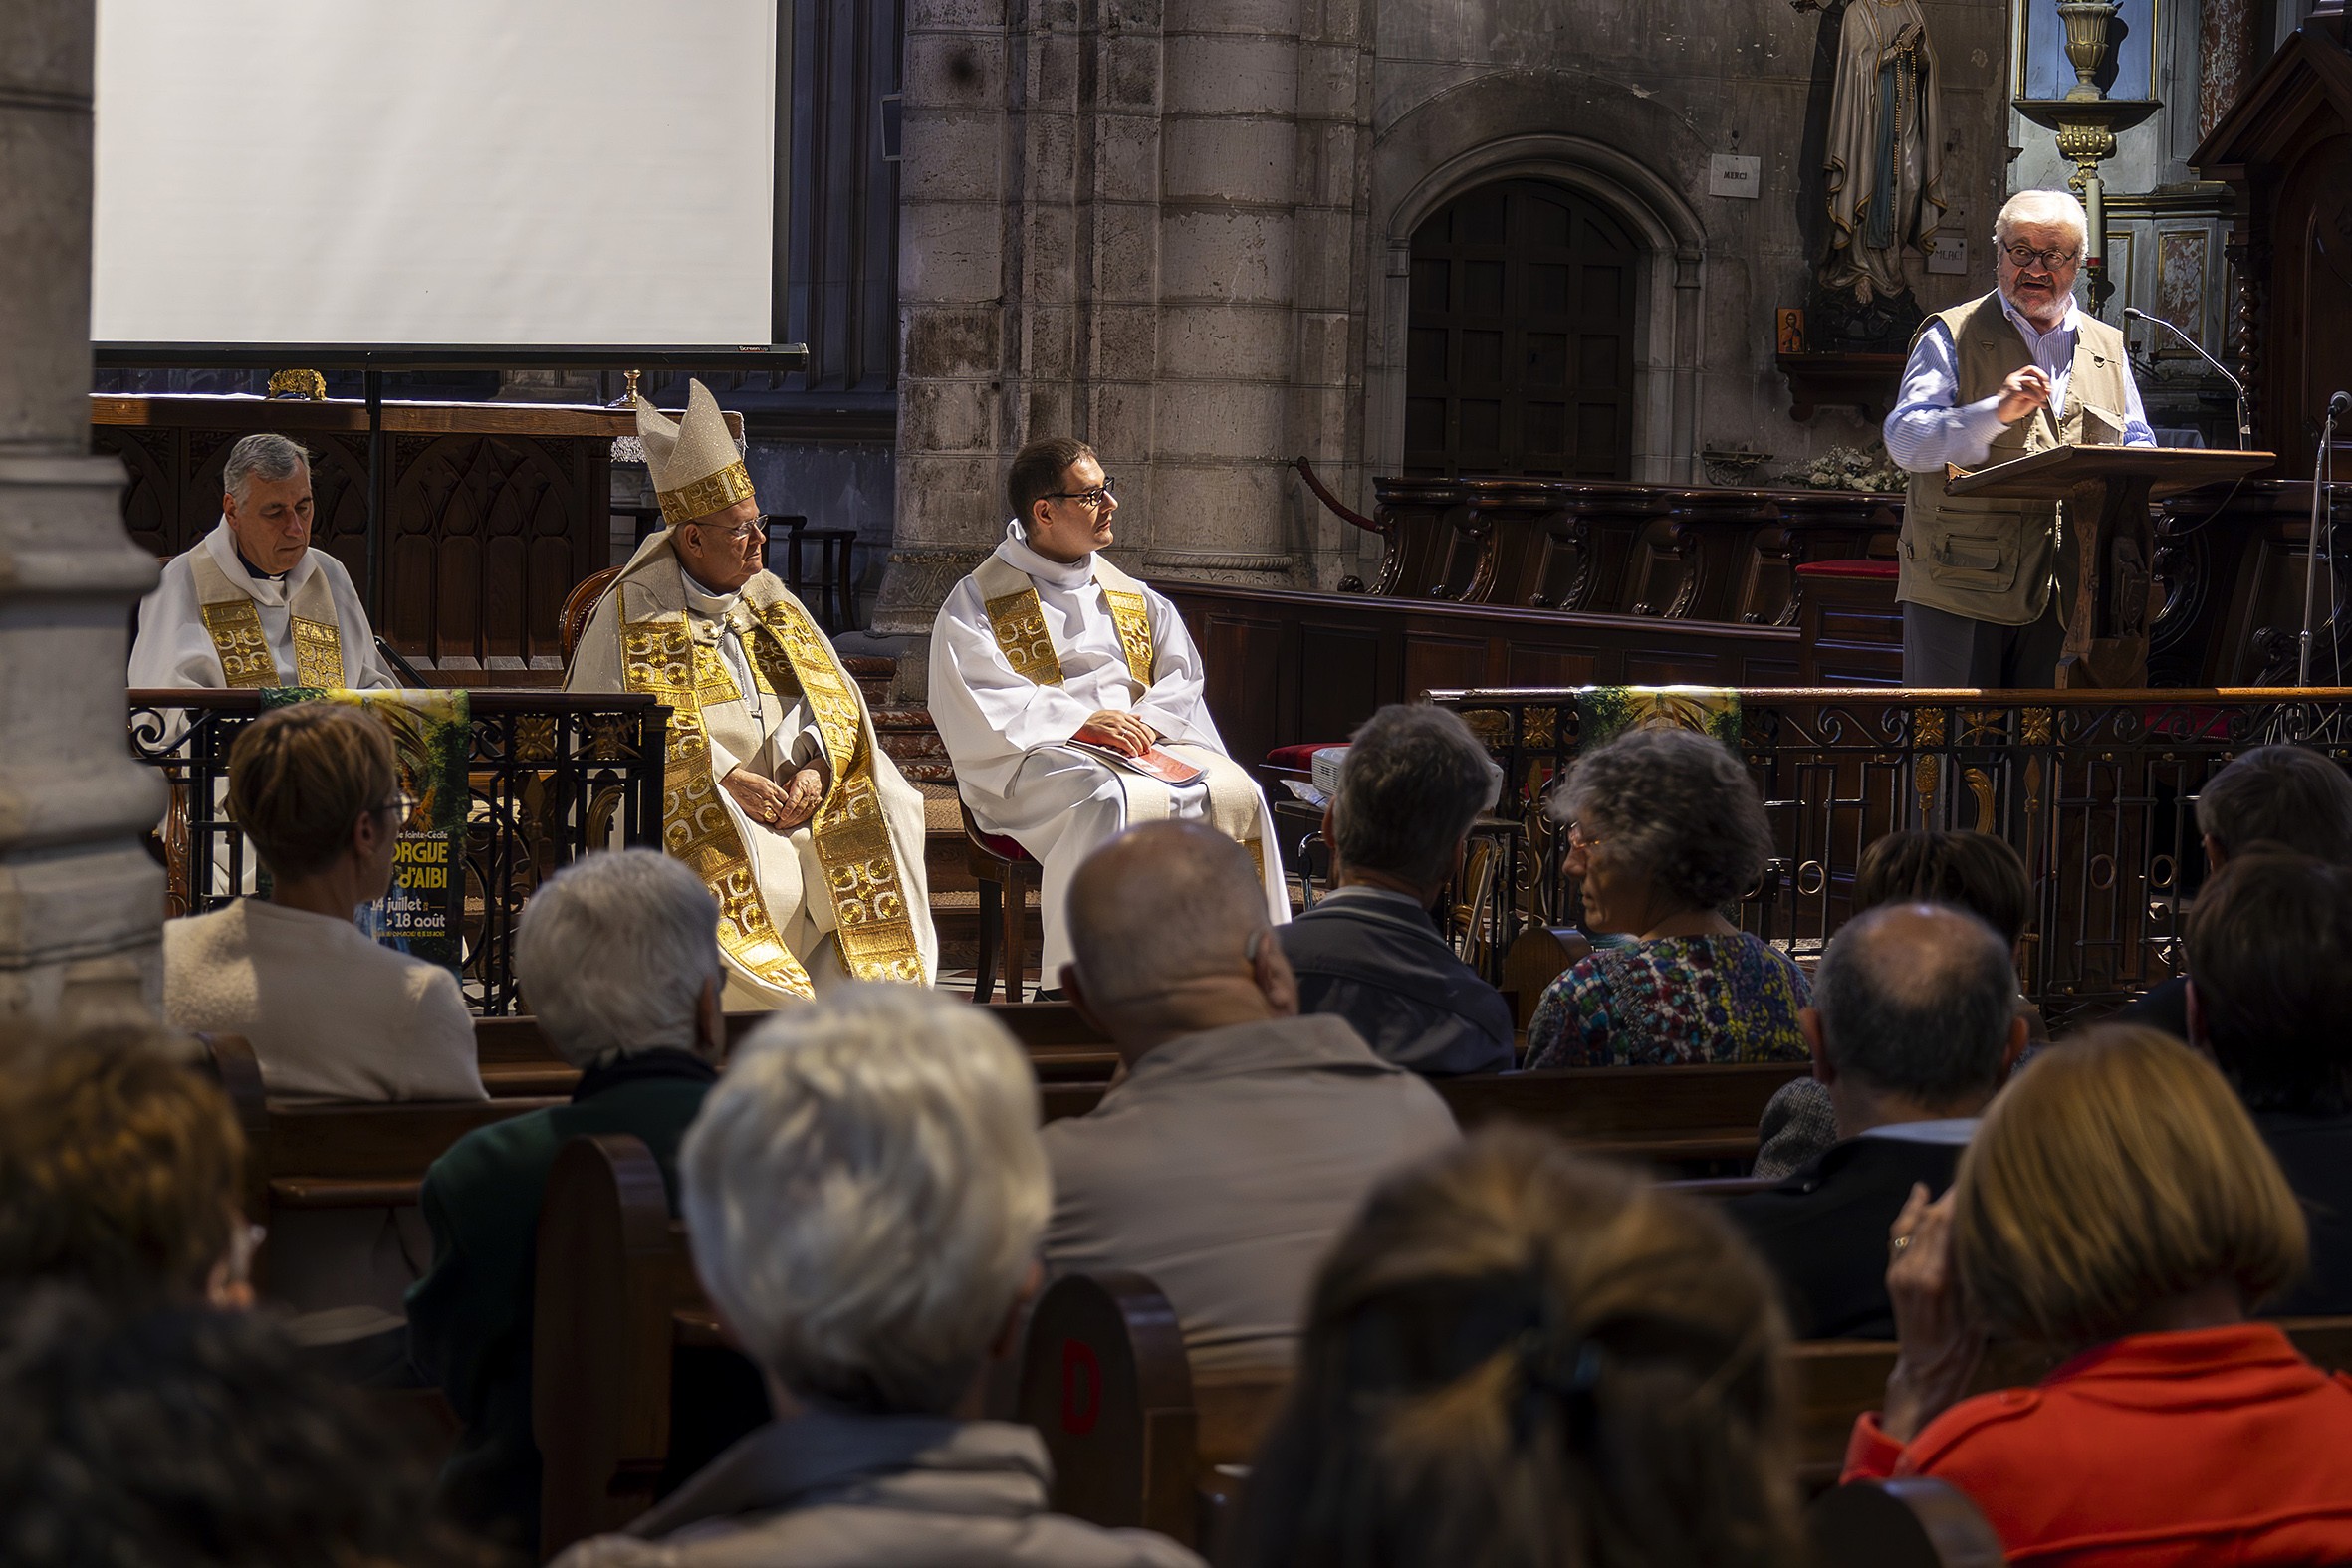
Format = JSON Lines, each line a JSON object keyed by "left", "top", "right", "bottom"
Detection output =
{"left": 261, "top": 687, "right": 469, "bottom": 977}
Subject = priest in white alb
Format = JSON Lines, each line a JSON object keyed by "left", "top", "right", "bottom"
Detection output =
{"left": 568, "top": 380, "right": 934, "bottom": 1005}
{"left": 929, "top": 436, "right": 1286, "bottom": 989}
{"left": 129, "top": 432, "right": 397, "bottom": 691}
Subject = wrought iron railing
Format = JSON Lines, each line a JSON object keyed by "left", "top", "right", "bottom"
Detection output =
{"left": 129, "top": 690, "right": 669, "bottom": 1014}
{"left": 1428, "top": 686, "right": 2352, "bottom": 1029}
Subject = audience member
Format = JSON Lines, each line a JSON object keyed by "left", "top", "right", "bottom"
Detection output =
{"left": 2185, "top": 850, "right": 2352, "bottom": 1314}
{"left": 0, "top": 1283, "right": 493, "bottom": 1568}
{"left": 1278, "top": 704, "right": 1513, "bottom": 1075}
{"left": 408, "top": 849, "right": 726, "bottom": 1552}
{"left": 1754, "top": 827, "right": 2033, "bottom": 1177}
{"left": 2120, "top": 744, "right": 2352, "bottom": 1037}
{"left": 1232, "top": 1125, "right": 1799, "bottom": 1568}
{"left": 0, "top": 1024, "right": 253, "bottom": 1309}
{"left": 1847, "top": 1024, "right": 2352, "bottom": 1565}
{"left": 1729, "top": 904, "right": 2025, "bottom": 1338}
{"left": 165, "top": 700, "right": 482, "bottom": 1103}
{"left": 551, "top": 985, "right": 1203, "bottom": 1568}
{"left": 1048, "top": 820, "right": 1459, "bottom": 1372}
{"left": 1526, "top": 727, "right": 1807, "bottom": 1067}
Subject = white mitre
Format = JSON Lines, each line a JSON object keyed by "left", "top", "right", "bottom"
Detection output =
{"left": 634, "top": 378, "right": 755, "bottom": 525}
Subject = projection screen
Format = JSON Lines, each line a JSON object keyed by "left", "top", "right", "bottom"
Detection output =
{"left": 92, "top": 0, "right": 782, "bottom": 348}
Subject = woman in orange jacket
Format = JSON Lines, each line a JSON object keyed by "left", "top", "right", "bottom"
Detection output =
{"left": 1845, "top": 1023, "right": 2352, "bottom": 1566}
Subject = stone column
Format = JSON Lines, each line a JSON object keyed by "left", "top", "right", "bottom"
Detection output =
{"left": 0, "top": 1, "right": 167, "bottom": 1022}
{"left": 1142, "top": 0, "right": 1303, "bottom": 583}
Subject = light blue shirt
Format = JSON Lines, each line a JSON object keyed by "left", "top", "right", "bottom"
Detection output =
{"left": 1883, "top": 292, "right": 2156, "bottom": 472}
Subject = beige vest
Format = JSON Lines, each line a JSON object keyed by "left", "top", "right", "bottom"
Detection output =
{"left": 1898, "top": 291, "right": 2132, "bottom": 626}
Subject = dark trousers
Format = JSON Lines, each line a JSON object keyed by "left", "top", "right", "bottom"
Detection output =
{"left": 1901, "top": 598, "right": 2065, "bottom": 687}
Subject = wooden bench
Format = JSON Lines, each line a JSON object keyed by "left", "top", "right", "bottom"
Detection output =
{"left": 475, "top": 1002, "right": 1122, "bottom": 1100}
{"left": 1810, "top": 1478, "right": 2005, "bottom": 1568}
{"left": 533, "top": 1133, "right": 767, "bottom": 1561}
{"left": 1434, "top": 1060, "right": 1810, "bottom": 1170}
{"left": 1017, "top": 1269, "right": 1289, "bottom": 1556}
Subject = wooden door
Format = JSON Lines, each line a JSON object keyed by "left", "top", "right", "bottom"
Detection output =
{"left": 1404, "top": 180, "right": 1639, "bottom": 480}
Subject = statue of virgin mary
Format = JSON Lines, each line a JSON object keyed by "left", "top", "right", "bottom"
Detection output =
{"left": 1815, "top": 0, "right": 1947, "bottom": 304}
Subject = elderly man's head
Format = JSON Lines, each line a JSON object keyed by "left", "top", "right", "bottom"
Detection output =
{"left": 2194, "top": 745, "right": 2352, "bottom": 868}
{"left": 220, "top": 433, "right": 315, "bottom": 576}
{"left": 2187, "top": 850, "right": 2352, "bottom": 1116}
{"left": 1993, "top": 190, "right": 2087, "bottom": 332}
{"left": 680, "top": 985, "right": 1050, "bottom": 1414}
{"left": 670, "top": 496, "right": 767, "bottom": 595}
{"left": 1810, "top": 902, "right": 2024, "bottom": 1136}
{"left": 515, "top": 849, "right": 725, "bottom": 1069}
{"left": 1062, "top": 820, "right": 1294, "bottom": 1051}
{"left": 1329, "top": 704, "right": 1503, "bottom": 905}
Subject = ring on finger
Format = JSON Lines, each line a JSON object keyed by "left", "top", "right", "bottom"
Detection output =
{"left": 1891, "top": 1234, "right": 1914, "bottom": 1253}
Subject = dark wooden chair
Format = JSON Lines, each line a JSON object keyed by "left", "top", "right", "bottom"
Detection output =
{"left": 1809, "top": 1477, "right": 2006, "bottom": 1568}
{"left": 560, "top": 565, "right": 624, "bottom": 665}
{"left": 1017, "top": 1270, "right": 1289, "bottom": 1556}
{"left": 962, "top": 801, "right": 1042, "bottom": 1004}
{"left": 533, "top": 1133, "right": 767, "bottom": 1561}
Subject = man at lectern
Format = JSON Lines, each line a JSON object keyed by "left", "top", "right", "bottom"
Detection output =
{"left": 1883, "top": 189, "right": 2156, "bottom": 687}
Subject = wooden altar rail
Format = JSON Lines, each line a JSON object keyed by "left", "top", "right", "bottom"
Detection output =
{"left": 128, "top": 689, "right": 669, "bottom": 1014}
{"left": 1425, "top": 685, "right": 2352, "bottom": 1030}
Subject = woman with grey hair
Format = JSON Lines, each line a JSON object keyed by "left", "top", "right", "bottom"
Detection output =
{"left": 552, "top": 984, "right": 1203, "bottom": 1568}
{"left": 1525, "top": 727, "right": 1808, "bottom": 1068}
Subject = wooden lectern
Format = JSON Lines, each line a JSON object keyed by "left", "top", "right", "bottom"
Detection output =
{"left": 1946, "top": 446, "right": 2272, "bottom": 687}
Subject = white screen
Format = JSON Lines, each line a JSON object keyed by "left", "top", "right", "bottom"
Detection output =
{"left": 92, "top": 0, "right": 779, "bottom": 346}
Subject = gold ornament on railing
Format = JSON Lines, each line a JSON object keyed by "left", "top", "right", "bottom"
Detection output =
{"left": 267, "top": 369, "right": 327, "bottom": 401}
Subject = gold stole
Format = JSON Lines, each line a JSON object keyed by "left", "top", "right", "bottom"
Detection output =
{"left": 972, "top": 554, "right": 1265, "bottom": 862}
{"left": 190, "top": 552, "right": 345, "bottom": 688}
{"left": 617, "top": 576, "right": 924, "bottom": 1000}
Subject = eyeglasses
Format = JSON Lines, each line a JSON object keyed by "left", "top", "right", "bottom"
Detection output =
{"left": 689, "top": 517, "right": 770, "bottom": 543}
{"left": 377, "top": 788, "right": 418, "bottom": 821}
{"left": 1564, "top": 821, "right": 1605, "bottom": 853}
{"left": 1045, "top": 479, "right": 1119, "bottom": 511}
{"left": 1999, "top": 241, "right": 2081, "bottom": 271}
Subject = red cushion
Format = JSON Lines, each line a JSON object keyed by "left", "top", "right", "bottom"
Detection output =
{"left": 1795, "top": 559, "right": 1899, "bottom": 580}
{"left": 1267, "top": 743, "right": 1346, "bottom": 772}
{"left": 968, "top": 826, "right": 1035, "bottom": 864}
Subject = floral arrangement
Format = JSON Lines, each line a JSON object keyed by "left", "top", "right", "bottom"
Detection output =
{"left": 1779, "top": 443, "right": 1904, "bottom": 494}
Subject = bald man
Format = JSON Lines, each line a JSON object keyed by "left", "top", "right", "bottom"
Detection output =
{"left": 1728, "top": 903, "right": 2028, "bottom": 1338}
{"left": 1044, "top": 821, "right": 1458, "bottom": 1373}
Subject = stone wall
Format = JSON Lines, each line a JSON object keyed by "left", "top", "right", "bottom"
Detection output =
{"left": 879, "top": 0, "right": 2013, "bottom": 682}
{"left": 0, "top": 0, "right": 166, "bottom": 1021}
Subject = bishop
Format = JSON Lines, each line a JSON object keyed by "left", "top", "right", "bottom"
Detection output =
{"left": 568, "top": 381, "right": 935, "bottom": 1004}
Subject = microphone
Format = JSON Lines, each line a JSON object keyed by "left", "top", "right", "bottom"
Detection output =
{"left": 2332, "top": 390, "right": 2351, "bottom": 421}
{"left": 2124, "top": 307, "right": 2253, "bottom": 449}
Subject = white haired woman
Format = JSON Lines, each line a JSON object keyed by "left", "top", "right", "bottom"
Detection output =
{"left": 551, "top": 984, "right": 1204, "bottom": 1568}
{"left": 1526, "top": 727, "right": 1809, "bottom": 1068}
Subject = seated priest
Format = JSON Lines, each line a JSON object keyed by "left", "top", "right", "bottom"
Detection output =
{"left": 1883, "top": 188, "right": 2156, "bottom": 688}
{"left": 567, "top": 381, "right": 933, "bottom": 1004}
{"left": 129, "top": 432, "right": 397, "bottom": 690}
{"left": 929, "top": 438, "right": 1286, "bottom": 990}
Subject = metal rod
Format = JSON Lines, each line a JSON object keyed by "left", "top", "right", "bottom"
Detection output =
{"left": 2297, "top": 408, "right": 2335, "bottom": 686}
{"left": 92, "top": 342, "right": 812, "bottom": 371}
{"left": 365, "top": 368, "right": 385, "bottom": 629}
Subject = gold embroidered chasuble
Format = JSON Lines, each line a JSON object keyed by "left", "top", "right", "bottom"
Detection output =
{"left": 190, "top": 551, "right": 346, "bottom": 688}
{"left": 971, "top": 554, "right": 1267, "bottom": 858}
{"left": 589, "top": 544, "right": 931, "bottom": 1002}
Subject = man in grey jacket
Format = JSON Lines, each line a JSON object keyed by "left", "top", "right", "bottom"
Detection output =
{"left": 1048, "top": 821, "right": 1461, "bottom": 1373}
{"left": 552, "top": 985, "right": 1200, "bottom": 1568}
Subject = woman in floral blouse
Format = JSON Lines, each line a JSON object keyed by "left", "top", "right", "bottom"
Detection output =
{"left": 1525, "top": 727, "right": 1808, "bottom": 1068}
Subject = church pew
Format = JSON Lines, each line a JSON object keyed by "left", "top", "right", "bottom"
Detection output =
{"left": 533, "top": 1132, "right": 768, "bottom": 1562}
{"left": 1433, "top": 1060, "right": 1811, "bottom": 1169}
{"left": 474, "top": 1003, "right": 1121, "bottom": 1099}
{"left": 1017, "top": 1269, "right": 1290, "bottom": 1556}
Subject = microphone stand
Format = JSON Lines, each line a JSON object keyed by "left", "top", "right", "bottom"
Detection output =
{"left": 2298, "top": 393, "right": 2347, "bottom": 687}
{"left": 2123, "top": 307, "right": 2252, "bottom": 450}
